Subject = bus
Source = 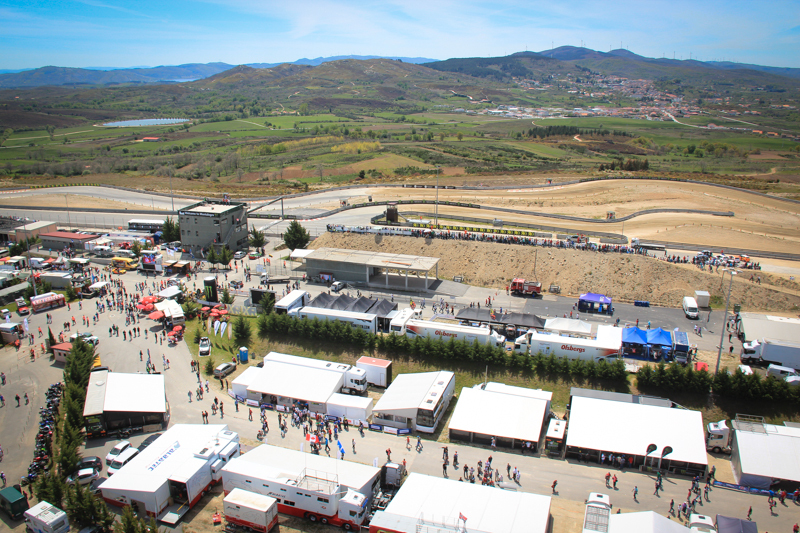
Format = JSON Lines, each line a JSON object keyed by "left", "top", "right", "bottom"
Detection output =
{"left": 111, "top": 257, "right": 138, "bottom": 270}
{"left": 127, "top": 219, "right": 164, "bottom": 233}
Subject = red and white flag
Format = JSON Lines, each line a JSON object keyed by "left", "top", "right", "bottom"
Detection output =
{"left": 459, "top": 513, "right": 467, "bottom": 522}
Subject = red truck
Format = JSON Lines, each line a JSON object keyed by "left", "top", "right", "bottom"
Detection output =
{"left": 510, "top": 278, "right": 542, "bottom": 297}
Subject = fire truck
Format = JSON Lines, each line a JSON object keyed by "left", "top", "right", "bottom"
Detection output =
{"left": 509, "top": 278, "right": 542, "bottom": 297}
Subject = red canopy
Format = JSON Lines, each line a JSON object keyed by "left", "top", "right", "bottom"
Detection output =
{"left": 148, "top": 310, "right": 165, "bottom": 320}
{"left": 201, "top": 307, "right": 210, "bottom": 311}
{"left": 167, "top": 331, "right": 177, "bottom": 337}
{"left": 135, "top": 304, "right": 146, "bottom": 310}
{"left": 172, "top": 325, "right": 183, "bottom": 332}
{"left": 218, "top": 309, "right": 228, "bottom": 315}
{"left": 144, "top": 303, "right": 154, "bottom": 311}
{"left": 141, "top": 296, "right": 158, "bottom": 304}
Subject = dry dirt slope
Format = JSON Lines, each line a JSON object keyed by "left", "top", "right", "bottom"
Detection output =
{"left": 311, "top": 233, "right": 800, "bottom": 312}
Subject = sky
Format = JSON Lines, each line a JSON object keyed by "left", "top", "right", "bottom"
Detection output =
{"left": 1, "top": 0, "right": 799, "bottom": 70}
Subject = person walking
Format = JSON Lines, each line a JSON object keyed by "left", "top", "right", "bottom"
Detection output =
{"left": 669, "top": 499, "right": 675, "bottom": 515}
{"left": 612, "top": 475, "right": 618, "bottom": 489}
{"left": 551, "top": 480, "right": 558, "bottom": 494}
{"left": 248, "top": 408, "right": 253, "bottom": 421}
{"left": 352, "top": 439, "right": 356, "bottom": 454}
{"left": 632, "top": 486, "right": 638, "bottom": 502}
{"left": 605, "top": 472, "right": 611, "bottom": 487}
{"left": 746, "top": 506, "right": 752, "bottom": 520}
{"left": 386, "top": 448, "right": 391, "bottom": 461}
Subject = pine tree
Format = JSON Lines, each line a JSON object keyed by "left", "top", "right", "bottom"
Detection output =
{"left": 232, "top": 316, "right": 251, "bottom": 346}
{"left": 283, "top": 220, "right": 310, "bottom": 250}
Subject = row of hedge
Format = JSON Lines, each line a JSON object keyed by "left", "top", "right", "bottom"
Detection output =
{"left": 637, "top": 362, "right": 800, "bottom": 404}
{"left": 255, "top": 313, "right": 628, "bottom": 383}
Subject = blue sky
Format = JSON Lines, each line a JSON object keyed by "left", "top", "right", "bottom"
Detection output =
{"left": 1, "top": 0, "right": 798, "bottom": 69}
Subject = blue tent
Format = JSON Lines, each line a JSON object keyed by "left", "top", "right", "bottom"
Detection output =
{"left": 646, "top": 328, "right": 673, "bottom": 347}
{"left": 579, "top": 293, "right": 612, "bottom": 305}
{"left": 622, "top": 327, "right": 647, "bottom": 345}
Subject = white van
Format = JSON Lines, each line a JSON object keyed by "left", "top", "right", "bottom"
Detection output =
{"left": 682, "top": 296, "right": 699, "bottom": 319}
{"left": 93, "top": 246, "right": 113, "bottom": 257}
{"left": 767, "top": 364, "right": 799, "bottom": 379}
{"left": 107, "top": 447, "right": 139, "bottom": 476}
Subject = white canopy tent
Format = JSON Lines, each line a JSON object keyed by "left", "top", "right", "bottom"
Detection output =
{"left": 370, "top": 473, "right": 551, "bottom": 533}
{"left": 544, "top": 317, "right": 593, "bottom": 336}
{"left": 449, "top": 386, "right": 550, "bottom": 450}
{"left": 731, "top": 422, "right": 800, "bottom": 489}
{"left": 566, "top": 395, "right": 707, "bottom": 470}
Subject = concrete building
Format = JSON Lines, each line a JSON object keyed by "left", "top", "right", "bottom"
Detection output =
{"left": 11, "top": 220, "right": 57, "bottom": 242}
{"left": 39, "top": 231, "right": 97, "bottom": 251}
{"left": 178, "top": 199, "right": 249, "bottom": 253}
{"left": 303, "top": 248, "right": 440, "bottom": 291}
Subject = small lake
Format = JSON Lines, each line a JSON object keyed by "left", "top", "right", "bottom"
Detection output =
{"left": 101, "top": 118, "right": 189, "bottom": 127}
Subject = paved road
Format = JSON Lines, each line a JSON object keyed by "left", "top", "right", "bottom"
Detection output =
{"left": 0, "top": 186, "right": 192, "bottom": 211}
{"left": 0, "top": 261, "right": 787, "bottom": 532}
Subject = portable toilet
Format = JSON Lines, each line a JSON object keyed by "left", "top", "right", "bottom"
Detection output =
{"left": 239, "top": 347, "right": 249, "bottom": 363}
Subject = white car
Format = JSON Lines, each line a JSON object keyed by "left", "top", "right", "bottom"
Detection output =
{"left": 67, "top": 468, "right": 100, "bottom": 486}
{"left": 688, "top": 513, "right": 716, "bottom": 533}
{"left": 105, "top": 440, "right": 130, "bottom": 466}
{"left": 234, "top": 251, "right": 247, "bottom": 259}
{"left": 199, "top": 337, "right": 211, "bottom": 357}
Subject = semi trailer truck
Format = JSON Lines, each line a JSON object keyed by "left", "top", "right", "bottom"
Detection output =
{"left": 263, "top": 351, "right": 368, "bottom": 394}
{"left": 514, "top": 325, "right": 622, "bottom": 362}
{"left": 403, "top": 320, "right": 506, "bottom": 347}
{"left": 741, "top": 338, "right": 800, "bottom": 371}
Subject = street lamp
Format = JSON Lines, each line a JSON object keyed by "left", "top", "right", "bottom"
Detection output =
{"left": 716, "top": 269, "right": 738, "bottom": 374}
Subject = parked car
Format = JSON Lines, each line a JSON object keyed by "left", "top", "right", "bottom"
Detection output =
{"left": 214, "top": 362, "right": 236, "bottom": 378}
{"left": 108, "top": 448, "right": 139, "bottom": 476}
{"left": 138, "top": 433, "right": 162, "bottom": 452}
{"left": 230, "top": 280, "right": 243, "bottom": 289}
{"left": 199, "top": 337, "right": 211, "bottom": 357}
{"left": 67, "top": 468, "right": 100, "bottom": 486}
{"left": 17, "top": 306, "right": 30, "bottom": 315}
{"left": 70, "top": 332, "right": 100, "bottom": 346}
{"left": 233, "top": 251, "right": 247, "bottom": 260}
{"left": 331, "top": 281, "right": 346, "bottom": 293}
{"left": 105, "top": 441, "right": 131, "bottom": 466}
{"left": 76, "top": 456, "right": 103, "bottom": 473}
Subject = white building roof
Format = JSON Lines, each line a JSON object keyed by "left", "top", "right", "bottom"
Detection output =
{"left": 232, "top": 366, "right": 262, "bottom": 389}
{"left": 100, "top": 424, "right": 235, "bottom": 493}
{"left": 231, "top": 444, "right": 380, "bottom": 492}
{"left": 480, "top": 382, "right": 553, "bottom": 402}
{"left": 449, "top": 387, "right": 548, "bottom": 444}
{"left": 104, "top": 373, "right": 166, "bottom": 413}
{"left": 289, "top": 249, "right": 314, "bottom": 260}
{"left": 374, "top": 371, "right": 455, "bottom": 413}
{"left": 327, "top": 393, "right": 374, "bottom": 410}
{"left": 374, "top": 473, "right": 551, "bottom": 533}
{"left": 83, "top": 371, "right": 166, "bottom": 416}
{"left": 247, "top": 362, "right": 343, "bottom": 404}
{"left": 734, "top": 423, "right": 800, "bottom": 483}
{"left": 609, "top": 511, "right": 692, "bottom": 533}
{"left": 566, "top": 396, "right": 707, "bottom": 466}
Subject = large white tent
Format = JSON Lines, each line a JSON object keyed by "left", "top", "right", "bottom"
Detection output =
{"left": 544, "top": 317, "right": 593, "bottom": 336}
{"left": 566, "top": 395, "right": 707, "bottom": 470}
{"left": 246, "top": 361, "right": 344, "bottom": 412}
{"left": 370, "top": 473, "right": 550, "bottom": 533}
{"left": 448, "top": 385, "right": 550, "bottom": 450}
{"left": 373, "top": 371, "right": 455, "bottom": 433}
{"left": 731, "top": 422, "right": 800, "bottom": 489}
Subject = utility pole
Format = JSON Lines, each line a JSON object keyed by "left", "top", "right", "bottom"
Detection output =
{"left": 170, "top": 175, "right": 175, "bottom": 212}
{"left": 716, "top": 269, "right": 738, "bottom": 374}
{"left": 435, "top": 166, "right": 440, "bottom": 226}
{"left": 65, "top": 194, "right": 71, "bottom": 228}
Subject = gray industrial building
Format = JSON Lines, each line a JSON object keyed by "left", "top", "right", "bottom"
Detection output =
{"left": 178, "top": 199, "right": 249, "bottom": 253}
{"left": 303, "top": 247, "right": 440, "bottom": 291}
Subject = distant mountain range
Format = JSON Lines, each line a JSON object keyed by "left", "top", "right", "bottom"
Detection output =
{"left": 0, "top": 48, "right": 798, "bottom": 89}
{"left": 0, "top": 55, "right": 438, "bottom": 88}
{"left": 424, "top": 47, "right": 800, "bottom": 89}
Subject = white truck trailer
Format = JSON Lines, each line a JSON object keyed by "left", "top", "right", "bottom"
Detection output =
{"left": 274, "top": 290, "right": 310, "bottom": 315}
{"left": 582, "top": 492, "right": 611, "bottom": 533}
{"left": 514, "top": 325, "right": 622, "bottom": 362}
{"left": 389, "top": 307, "right": 420, "bottom": 334}
{"left": 297, "top": 307, "right": 378, "bottom": 334}
{"left": 402, "top": 320, "right": 506, "bottom": 347}
{"left": 223, "top": 488, "right": 279, "bottom": 533}
{"left": 264, "top": 351, "right": 368, "bottom": 394}
{"left": 741, "top": 338, "right": 800, "bottom": 371}
{"left": 39, "top": 273, "right": 73, "bottom": 289}
{"left": 223, "top": 466, "right": 369, "bottom": 531}
{"left": 24, "top": 501, "right": 69, "bottom": 533}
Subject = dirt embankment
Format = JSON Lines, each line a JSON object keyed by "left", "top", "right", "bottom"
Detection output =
{"left": 311, "top": 233, "right": 800, "bottom": 312}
